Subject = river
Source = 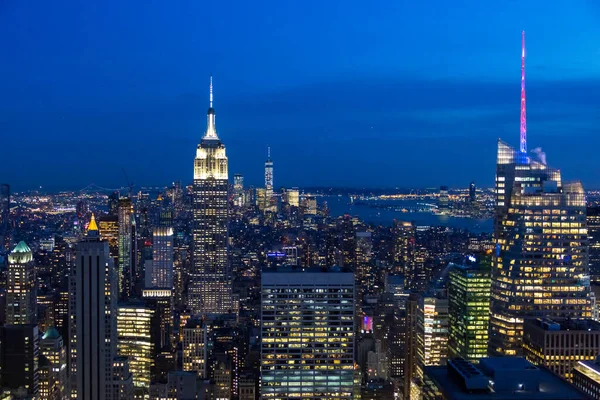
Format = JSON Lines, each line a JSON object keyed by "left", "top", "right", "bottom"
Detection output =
{"left": 320, "top": 195, "right": 493, "bottom": 233}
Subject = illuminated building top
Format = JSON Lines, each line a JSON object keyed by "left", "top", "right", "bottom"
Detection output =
{"left": 8, "top": 241, "right": 33, "bottom": 264}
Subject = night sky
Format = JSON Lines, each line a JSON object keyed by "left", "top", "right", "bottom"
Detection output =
{"left": 2, "top": 1, "right": 600, "bottom": 191}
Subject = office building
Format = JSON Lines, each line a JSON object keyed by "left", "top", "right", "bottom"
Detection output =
{"left": 438, "top": 186, "right": 449, "bottom": 212}
{"left": 182, "top": 318, "right": 208, "bottom": 378}
{"left": 523, "top": 318, "right": 600, "bottom": 381}
{"left": 98, "top": 213, "right": 119, "bottom": 260}
{"left": 233, "top": 174, "right": 245, "bottom": 207}
{"left": 448, "top": 257, "right": 491, "bottom": 361}
{"left": 285, "top": 187, "right": 300, "bottom": 208}
{"left": 142, "top": 288, "right": 174, "bottom": 352}
{"left": 261, "top": 266, "right": 355, "bottom": 399}
{"left": 191, "top": 77, "right": 232, "bottom": 315}
{"left": 416, "top": 293, "right": 449, "bottom": 382}
{"left": 573, "top": 357, "right": 600, "bottom": 399}
{"left": 118, "top": 197, "right": 134, "bottom": 298}
{"left": 588, "top": 206, "right": 600, "bottom": 283}
{"left": 149, "top": 371, "right": 197, "bottom": 400}
{"left": 0, "top": 324, "right": 39, "bottom": 397}
{"left": 69, "top": 214, "right": 122, "bottom": 399}
{"left": 265, "top": 146, "right": 274, "bottom": 201}
{"left": 117, "top": 301, "right": 160, "bottom": 392}
{"left": 469, "top": 181, "right": 476, "bottom": 203}
{"left": 402, "top": 292, "right": 420, "bottom": 400}
{"left": 145, "top": 226, "right": 174, "bottom": 289}
{"left": 39, "top": 327, "right": 67, "bottom": 400}
{"left": 423, "top": 357, "right": 589, "bottom": 400}
{"left": 490, "top": 32, "right": 591, "bottom": 356}
{"left": 6, "top": 241, "right": 36, "bottom": 325}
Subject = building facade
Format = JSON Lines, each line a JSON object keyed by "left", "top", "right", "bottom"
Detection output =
{"left": 261, "top": 267, "right": 355, "bottom": 399}
{"left": 6, "top": 241, "right": 36, "bottom": 325}
{"left": 448, "top": 258, "right": 490, "bottom": 361}
{"left": 489, "top": 34, "right": 591, "bottom": 356}
{"left": 69, "top": 215, "right": 122, "bottom": 399}
{"left": 523, "top": 318, "right": 600, "bottom": 381}
{"left": 190, "top": 77, "right": 232, "bottom": 315}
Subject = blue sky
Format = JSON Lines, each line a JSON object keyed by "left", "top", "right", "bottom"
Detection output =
{"left": 1, "top": 1, "right": 600, "bottom": 190}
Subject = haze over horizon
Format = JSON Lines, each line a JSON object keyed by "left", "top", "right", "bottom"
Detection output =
{"left": 2, "top": 1, "right": 600, "bottom": 191}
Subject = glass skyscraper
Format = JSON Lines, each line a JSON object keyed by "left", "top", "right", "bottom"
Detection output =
{"left": 489, "top": 140, "right": 591, "bottom": 356}
{"left": 190, "top": 77, "right": 232, "bottom": 315}
{"left": 448, "top": 256, "right": 491, "bottom": 361}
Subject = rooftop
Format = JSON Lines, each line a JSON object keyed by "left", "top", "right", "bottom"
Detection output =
{"left": 527, "top": 318, "right": 600, "bottom": 332}
{"left": 425, "top": 357, "right": 588, "bottom": 400}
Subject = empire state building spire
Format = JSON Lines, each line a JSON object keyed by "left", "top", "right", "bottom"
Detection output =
{"left": 519, "top": 31, "right": 527, "bottom": 154}
{"left": 203, "top": 75, "right": 219, "bottom": 140}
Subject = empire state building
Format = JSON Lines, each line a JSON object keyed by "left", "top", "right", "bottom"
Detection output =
{"left": 190, "top": 77, "right": 232, "bottom": 315}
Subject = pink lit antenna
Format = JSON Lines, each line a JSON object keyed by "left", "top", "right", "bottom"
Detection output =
{"left": 520, "top": 31, "right": 527, "bottom": 154}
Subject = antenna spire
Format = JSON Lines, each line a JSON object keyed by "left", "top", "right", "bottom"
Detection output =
{"left": 267, "top": 146, "right": 271, "bottom": 160}
{"left": 520, "top": 31, "right": 527, "bottom": 154}
{"left": 209, "top": 75, "right": 213, "bottom": 108}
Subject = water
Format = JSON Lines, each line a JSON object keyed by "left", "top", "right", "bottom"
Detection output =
{"left": 321, "top": 195, "right": 493, "bottom": 233}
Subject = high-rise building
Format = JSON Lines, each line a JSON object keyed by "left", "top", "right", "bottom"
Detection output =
{"left": 489, "top": 32, "right": 591, "bottom": 356}
{"left": 39, "top": 327, "right": 67, "bottom": 400}
{"left": 340, "top": 215, "right": 356, "bottom": 270}
{"left": 438, "top": 186, "right": 449, "bottom": 212}
{"left": 573, "top": 357, "right": 600, "bottom": 399}
{"left": 0, "top": 324, "right": 39, "bottom": 397}
{"left": 284, "top": 188, "right": 300, "bottom": 208}
{"left": 523, "top": 318, "right": 600, "bottom": 382}
{"left": 233, "top": 174, "right": 245, "bottom": 207}
{"left": 415, "top": 292, "right": 449, "bottom": 387}
{"left": 98, "top": 214, "right": 119, "bottom": 260}
{"left": 261, "top": 266, "right": 355, "bottom": 399}
{"left": 265, "top": 146, "right": 274, "bottom": 201}
{"left": 118, "top": 197, "right": 134, "bottom": 298}
{"left": 588, "top": 206, "right": 600, "bottom": 283}
{"left": 142, "top": 289, "right": 174, "bottom": 352}
{"left": 469, "top": 181, "right": 476, "bottom": 203}
{"left": 6, "top": 241, "right": 36, "bottom": 325}
{"left": 117, "top": 301, "right": 160, "bottom": 392}
{"left": 191, "top": 76, "right": 232, "bottom": 315}
{"left": 448, "top": 257, "right": 491, "bottom": 362}
{"left": 145, "top": 226, "right": 174, "bottom": 289}
{"left": 69, "top": 214, "right": 124, "bottom": 399}
{"left": 182, "top": 318, "right": 208, "bottom": 378}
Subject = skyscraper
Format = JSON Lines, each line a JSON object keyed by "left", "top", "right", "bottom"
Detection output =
{"left": 118, "top": 197, "right": 134, "bottom": 299}
{"left": 191, "top": 76, "right": 232, "bottom": 315}
{"left": 117, "top": 301, "right": 159, "bottom": 392}
{"left": 7, "top": 241, "right": 36, "bottom": 325}
{"left": 264, "top": 146, "right": 274, "bottom": 201}
{"left": 415, "top": 293, "right": 449, "bottom": 380}
{"left": 0, "top": 324, "right": 39, "bottom": 396}
{"left": 587, "top": 206, "right": 600, "bottom": 283}
{"left": 261, "top": 266, "right": 355, "bottom": 399}
{"left": 145, "top": 226, "right": 174, "bottom": 289}
{"left": 448, "top": 257, "right": 491, "bottom": 362}
{"left": 233, "top": 174, "right": 245, "bottom": 208}
{"left": 469, "top": 181, "right": 476, "bottom": 203}
{"left": 438, "top": 186, "right": 449, "bottom": 212}
{"left": 39, "top": 327, "right": 67, "bottom": 400}
{"left": 69, "top": 214, "right": 123, "bottom": 399}
{"left": 489, "top": 32, "right": 591, "bottom": 356}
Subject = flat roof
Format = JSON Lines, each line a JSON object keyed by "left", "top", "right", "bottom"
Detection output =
{"left": 426, "top": 358, "right": 588, "bottom": 400}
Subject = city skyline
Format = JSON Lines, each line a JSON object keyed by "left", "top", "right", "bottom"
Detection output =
{"left": 2, "top": 2, "right": 600, "bottom": 190}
